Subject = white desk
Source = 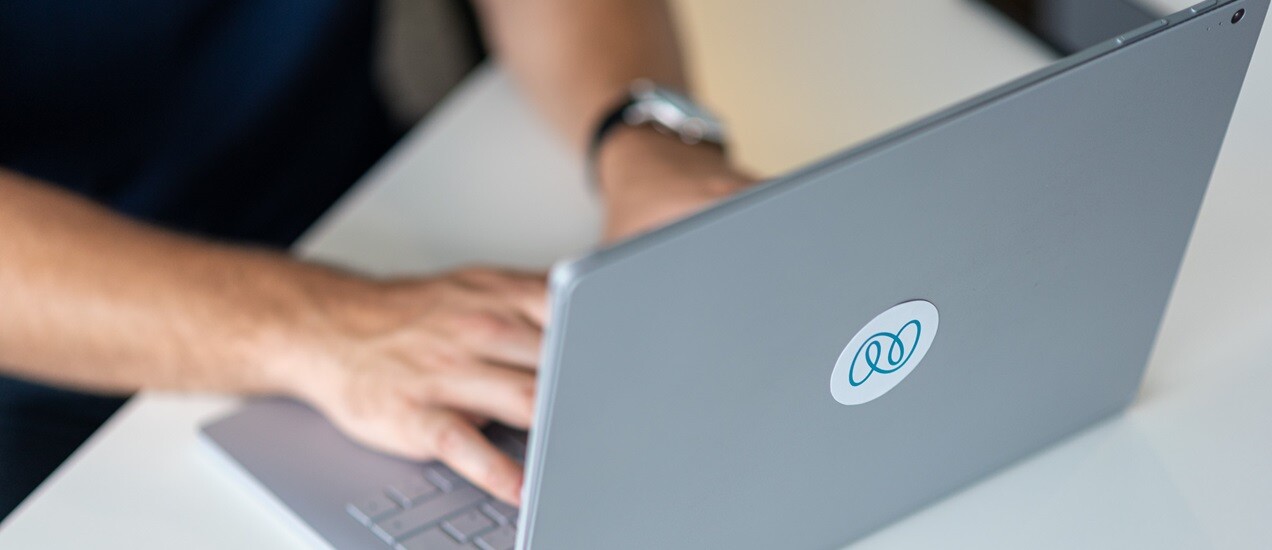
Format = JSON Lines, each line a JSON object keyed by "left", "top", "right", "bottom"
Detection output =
{"left": 3, "top": 1, "right": 1271, "bottom": 548}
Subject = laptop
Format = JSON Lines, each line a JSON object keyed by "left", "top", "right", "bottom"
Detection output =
{"left": 201, "top": 2, "right": 1267, "bottom": 548}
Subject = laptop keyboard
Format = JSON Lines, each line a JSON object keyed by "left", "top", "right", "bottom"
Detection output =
{"left": 346, "top": 428, "right": 525, "bottom": 550}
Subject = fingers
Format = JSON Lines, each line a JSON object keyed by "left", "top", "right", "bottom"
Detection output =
{"left": 439, "top": 271, "right": 546, "bottom": 369}
{"left": 316, "top": 377, "right": 526, "bottom": 505}
{"left": 506, "top": 283, "right": 549, "bottom": 329}
{"left": 454, "top": 268, "right": 549, "bottom": 327}
{"left": 475, "top": 312, "right": 542, "bottom": 368}
{"left": 412, "top": 366, "right": 537, "bottom": 429}
{"left": 325, "top": 266, "right": 550, "bottom": 507}
{"left": 417, "top": 411, "right": 524, "bottom": 505}
{"left": 443, "top": 309, "right": 542, "bottom": 370}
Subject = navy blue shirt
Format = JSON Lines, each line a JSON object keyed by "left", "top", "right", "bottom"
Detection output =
{"left": 0, "top": 0, "right": 399, "bottom": 246}
{"left": 0, "top": 0, "right": 407, "bottom": 515}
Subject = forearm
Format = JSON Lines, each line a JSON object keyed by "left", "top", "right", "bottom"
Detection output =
{"left": 472, "top": 0, "right": 753, "bottom": 240}
{"left": 472, "top": 0, "right": 689, "bottom": 151}
{"left": 0, "top": 168, "right": 370, "bottom": 396}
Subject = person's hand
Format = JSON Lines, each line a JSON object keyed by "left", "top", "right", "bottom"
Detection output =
{"left": 595, "top": 125, "right": 757, "bottom": 242}
{"left": 283, "top": 267, "right": 547, "bottom": 505}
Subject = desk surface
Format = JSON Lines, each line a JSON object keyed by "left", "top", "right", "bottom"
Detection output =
{"left": 4, "top": 1, "right": 1271, "bottom": 548}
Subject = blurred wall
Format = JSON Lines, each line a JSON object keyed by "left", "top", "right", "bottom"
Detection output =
{"left": 669, "top": 0, "right": 1189, "bottom": 176}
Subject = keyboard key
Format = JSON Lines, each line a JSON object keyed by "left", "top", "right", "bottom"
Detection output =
{"left": 388, "top": 475, "right": 441, "bottom": 507}
{"left": 479, "top": 503, "right": 507, "bottom": 526}
{"left": 372, "top": 487, "right": 485, "bottom": 543}
{"left": 394, "top": 527, "right": 468, "bottom": 550}
{"left": 347, "top": 492, "right": 399, "bottom": 525}
{"left": 425, "top": 466, "right": 469, "bottom": 492}
{"left": 481, "top": 501, "right": 518, "bottom": 526}
{"left": 442, "top": 507, "right": 495, "bottom": 541}
{"left": 474, "top": 524, "right": 516, "bottom": 550}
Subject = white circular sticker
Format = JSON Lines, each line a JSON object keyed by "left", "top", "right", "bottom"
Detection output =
{"left": 830, "top": 300, "right": 939, "bottom": 406}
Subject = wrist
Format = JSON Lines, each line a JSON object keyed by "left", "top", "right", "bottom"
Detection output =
{"left": 594, "top": 124, "right": 740, "bottom": 198}
{"left": 592, "top": 125, "right": 757, "bottom": 241}
{"left": 249, "top": 260, "right": 387, "bottom": 404}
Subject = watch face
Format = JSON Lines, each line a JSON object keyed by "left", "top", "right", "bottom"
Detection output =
{"left": 631, "top": 84, "right": 726, "bottom": 145}
{"left": 648, "top": 87, "right": 699, "bottom": 116}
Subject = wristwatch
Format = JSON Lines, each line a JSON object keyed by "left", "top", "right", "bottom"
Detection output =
{"left": 586, "top": 79, "right": 728, "bottom": 187}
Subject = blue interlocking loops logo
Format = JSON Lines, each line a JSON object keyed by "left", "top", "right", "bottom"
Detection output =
{"left": 847, "top": 319, "right": 921, "bottom": 387}
{"left": 831, "top": 300, "right": 937, "bottom": 406}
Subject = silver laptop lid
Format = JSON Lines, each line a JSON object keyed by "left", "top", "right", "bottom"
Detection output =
{"left": 521, "top": 2, "right": 1266, "bottom": 548}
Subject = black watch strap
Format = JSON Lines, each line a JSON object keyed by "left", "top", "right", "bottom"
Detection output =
{"left": 585, "top": 97, "right": 638, "bottom": 190}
